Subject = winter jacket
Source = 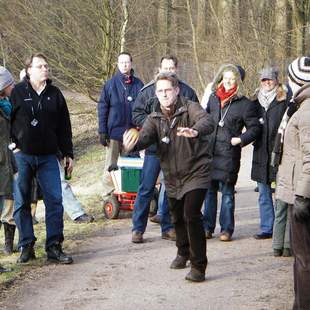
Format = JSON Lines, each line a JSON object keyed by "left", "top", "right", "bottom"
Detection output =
{"left": 251, "top": 85, "right": 289, "bottom": 184}
{"left": 97, "top": 70, "right": 143, "bottom": 141}
{"left": 0, "top": 102, "right": 14, "bottom": 196}
{"left": 276, "top": 83, "right": 310, "bottom": 204}
{"left": 134, "top": 96, "right": 214, "bottom": 199}
{"left": 132, "top": 79, "right": 198, "bottom": 154}
{"left": 10, "top": 79, "right": 73, "bottom": 158}
{"left": 207, "top": 64, "right": 262, "bottom": 185}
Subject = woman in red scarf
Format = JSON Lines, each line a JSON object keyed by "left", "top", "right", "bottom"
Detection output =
{"left": 203, "top": 64, "right": 261, "bottom": 241}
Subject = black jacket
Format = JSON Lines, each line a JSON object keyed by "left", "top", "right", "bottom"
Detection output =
{"left": 251, "top": 85, "right": 289, "bottom": 184}
{"left": 207, "top": 93, "right": 261, "bottom": 185}
{"left": 10, "top": 79, "right": 73, "bottom": 158}
{"left": 132, "top": 80, "right": 198, "bottom": 155}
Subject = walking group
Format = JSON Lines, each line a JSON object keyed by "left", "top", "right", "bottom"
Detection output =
{"left": 1, "top": 52, "right": 310, "bottom": 309}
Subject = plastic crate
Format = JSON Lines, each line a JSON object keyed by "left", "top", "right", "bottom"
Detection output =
{"left": 121, "top": 167, "right": 141, "bottom": 192}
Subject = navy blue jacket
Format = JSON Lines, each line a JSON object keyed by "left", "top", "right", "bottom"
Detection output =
{"left": 97, "top": 70, "right": 143, "bottom": 141}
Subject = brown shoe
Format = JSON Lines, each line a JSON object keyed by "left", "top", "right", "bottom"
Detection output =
{"left": 185, "top": 268, "right": 205, "bottom": 282}
{"left": 205, "top": 231, "right": 213, "bottom": 239}
{"left": 132, "top": 231, "right": 143, "bottom": 243}
{"left": 162, "top": 229, "right": 176, "bottom": 241}
{"left": 219, "top": 232, "right": 232, "bottom": 242}
{"left": 150, "top": 214, "right": 161, "bottom": 224}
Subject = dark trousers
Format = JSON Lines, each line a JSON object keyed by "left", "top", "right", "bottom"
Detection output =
{"left": 168, "top": 189, "right": 207, "bottom": 273}
{"left": 290, "top": 207, "right": 310, "bottom": 310}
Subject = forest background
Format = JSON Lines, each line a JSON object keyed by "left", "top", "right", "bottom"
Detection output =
{"left": 0, "top": 0, "right": 309, "bottom": 99}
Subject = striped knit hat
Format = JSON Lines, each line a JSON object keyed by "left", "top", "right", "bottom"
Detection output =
{"left": 288, "top": 56, "right": 310, "bottom": 87}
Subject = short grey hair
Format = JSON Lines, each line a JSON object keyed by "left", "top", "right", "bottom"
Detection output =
{"left": 155, "top": 72, "right": 179, "bottom": 88}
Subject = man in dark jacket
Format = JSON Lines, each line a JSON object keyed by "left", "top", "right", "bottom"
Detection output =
{"left": 97, "top": 52, "right": 143, "bottom": 197}
{"left": 124, "top": 72, "right": 214, "bottom": 282}
{"left": 10, "top": 53, "right": 73, "bottom": 264}
{"left": 131, "top": 55, "right": 199, "bottom": 243}
{"left": 203, "top": 64, "right": 261, "bottom": 241}
{"left": 251, "top": 67, "right": 289, "bottom": 240}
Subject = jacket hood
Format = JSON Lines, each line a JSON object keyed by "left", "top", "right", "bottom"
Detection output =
{"left": 211, "top": 64, "right": 245, "bottom": 97}
{"left": 251, "top": 84, "right": 288, "bottom": 102}
{"left": 294, "top": 83, "right": 310, "bottom": 106}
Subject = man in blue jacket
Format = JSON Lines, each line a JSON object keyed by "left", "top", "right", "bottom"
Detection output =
{"left": 97, "top": 52, "right": 144, "bottom": 197}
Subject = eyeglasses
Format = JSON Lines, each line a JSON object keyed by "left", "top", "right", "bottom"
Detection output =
{"left": 31, "top": 64, "right": 49, "bottom": 69}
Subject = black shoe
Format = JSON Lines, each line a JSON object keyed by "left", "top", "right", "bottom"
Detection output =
{"left": 3, "top": 223, "right": 16, "bottom": 255}
{"left": 273, "top": 249, "right": 283, "bottom": 257}
{"left": 46, "top": 243, "right": 73, "bottom": 264}
{"left": 282, "top": 248, "right": 292, "bottom": 257}
{"left": 0, "top": 265, "right": 11, "bottom": 273}
{"left": 185, "top": 268, "right": 205, "bottom": 282}
{"left": 17, "top": 244, "right": 36, "bottom": 263}
{"left": 205, "top": 231, "right": 213, "bottom": 239}
{"left": 170, "top": 255, "right": 189, "bottom": 269}
{"left": 253, "top": 232, "right": 272, "bottom": 240}
{"left": 74, "top": 214, "right": 94, "bottom": 224}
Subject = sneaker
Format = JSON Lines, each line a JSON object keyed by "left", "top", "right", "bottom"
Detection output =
{"left": 282, "top": 248, "right": 292, "bottom": 257}
{"left": 150, "top": 214, "right": 161, "bottom": 224}
{"left": 220, "top": 232, "right": 232, "bottom": 242}
{"left": 205, "top": 231, "right": 213, "bottom": 239}
{"left": 162, "top": 229, "right": 176, "bottom": 241}
{"left": 74, "top": 214, "right": 94, "bottom": 224}
{"left": 132, "top": 231, "right": 143, "bottom": 243}
{"left": 170, "top": 255, "right": 189, "bottom": 269}
{"left": 185, "top": 268, "right": 205, "bottom": 282}
{"left": 17, "top": 244, "right": 36, "bottom": 264}
{"left": 46, "top": 243, "right": 73, "bottom": 264}
{"left": 273, "top": 249, "right": 283, "bottom": 257}
{"left": 253, "top": 232, "right": 272, "bottom": 240}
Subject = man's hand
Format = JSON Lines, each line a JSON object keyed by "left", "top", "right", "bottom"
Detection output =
{"left": 99, "top": 133, "right": 110, "bottom": 147}
{"left": 123, "top": 129, "right": 139, "bottom": 152}
{"left": 294, "top": 195, "right": 310, "bottom": 222}
{"left": 231, "top": 137, "right": 241, "bottom": 146}
{"left": 176, "top": 127, "right": 198, "bottom": 138}
{"left": 65, "top": 156, "right": 74, "bottom": 175}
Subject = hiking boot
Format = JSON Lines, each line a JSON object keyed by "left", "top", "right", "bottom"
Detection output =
{"left": 46, "top": 243, "right": 73, "bottom": 264}
{"left": 185, "top": 268, "right": 205, "bottom": 282}
{"left": 132, "top": 231, "right": 143, "bottom": 243}
{"left": 3, "top": 223, "right": 16, "bottom": 255}
{"left": 253, "top": 232, "right": 272, "bottom": 240}
{"left": 162, "top": 229, "right": 176, "bottom": 241}
{"left": 17, "top": 244, "right": 36, "bottom": 263}
{"left": 273, "top": 249, "right": 283, "bottom": 257}
{"left": 205, "top": 231, "right": 213, "bottom": 239}
{"left": 282, "top": 248, "right": 292, "bottom": 257}
{"left": 74, "top": 214, "right": 94, "bottom": 224}
{"left": 150, "top": 214, "right": 161, "bottom": 224}
{"left": 220, "top": 232, "right": 232, "bottom": 242}
{"left": 0, "top": 264, "right": 11, "bottom": 273}
{"left": 170, "top": 255, "right": 189, "bottom": 269}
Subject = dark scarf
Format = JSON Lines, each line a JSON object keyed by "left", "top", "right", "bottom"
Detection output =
{"left": 0, "top": 98, "right": 12, "bottom": 117}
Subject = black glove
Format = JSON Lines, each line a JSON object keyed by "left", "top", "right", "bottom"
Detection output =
{"left": 293, "top": 195, "right": 310, "bottom": 222}
{"left": 99, "top": 133, "right": 110, "bottom": 147}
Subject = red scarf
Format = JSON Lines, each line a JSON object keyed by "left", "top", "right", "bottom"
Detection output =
{"left": 216, "top": 83, "right": 237, "bottom": 108}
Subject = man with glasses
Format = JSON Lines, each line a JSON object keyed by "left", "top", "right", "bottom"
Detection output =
{"left": 10, "top": 53, "right": 73, "bottom": 264}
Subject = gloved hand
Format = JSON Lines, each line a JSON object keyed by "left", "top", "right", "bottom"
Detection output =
{"left": 99, "top": 133, "right": 110, "bottom": 147}
{"left": 293, "top": 195, "right": 310, "bottom": 222}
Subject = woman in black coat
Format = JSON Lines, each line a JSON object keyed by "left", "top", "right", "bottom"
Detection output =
{"left": 203, "top": 64, "right": 261, "bottom": 241}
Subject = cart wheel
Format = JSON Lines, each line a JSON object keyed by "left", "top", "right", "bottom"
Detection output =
{"left": 149, "top": 188, "right": 159, "bottom": 217}
{"left": 103, "top": 196, "right": 120, "bottom": 219}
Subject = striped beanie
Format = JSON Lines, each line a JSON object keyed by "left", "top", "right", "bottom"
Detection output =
{"left": 288, "top": 56, "right": 310, "bottom": 87}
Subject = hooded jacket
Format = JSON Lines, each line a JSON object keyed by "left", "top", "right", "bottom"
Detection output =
{"left": 207, "top": 64, "right": 262, "bottom": 185}
{"left": 276, "top": 83, "right": 310, "bottom": 204}
{"left": 251, "top": 84, "right": 289, "bottom": 184}
{"left": 97, "top": 70, "right": 143, "bottom": 141}
{"left": 134, "top": 96, "right": 214, "bottom": 199}
{"left": 10, "top": 79, "right": 73, "bottom": 158}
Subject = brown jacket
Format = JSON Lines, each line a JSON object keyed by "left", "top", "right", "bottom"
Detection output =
{"left": 135, "top": 96, "right": 214, "bottom": 199}
{"left": 276, "top": 84, "right": 310, "bottom": 204}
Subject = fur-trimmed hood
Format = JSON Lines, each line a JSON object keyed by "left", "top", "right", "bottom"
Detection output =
{"left": 251, "top": 84, "right": 288, "bottom": 102}
{"left": 211, "top": 64, "right": 245, "bottom": 97}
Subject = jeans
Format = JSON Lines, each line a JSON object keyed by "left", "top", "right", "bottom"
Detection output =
{"left": 257, "top": 182, "right": 275, "bottom": 234}
{"left": 132, "top": 154, "right": 172, "bottom": 234}
{"left": 272, "top": 200, "right": 290, "bottom": 250}
{"left": 169, "top": 189, "right": 207, "bottom": 273}
{"left": 13, "top": 152, "right": 64, "bottom": 249}
{"left": 58, "top": 161, "right": 84, "bottom": 220}
{"left": 157, "top": 181, "right": 172, "bottom": 232}
{"left": 203, "top": 180, "right": 235, "bottom": 235}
